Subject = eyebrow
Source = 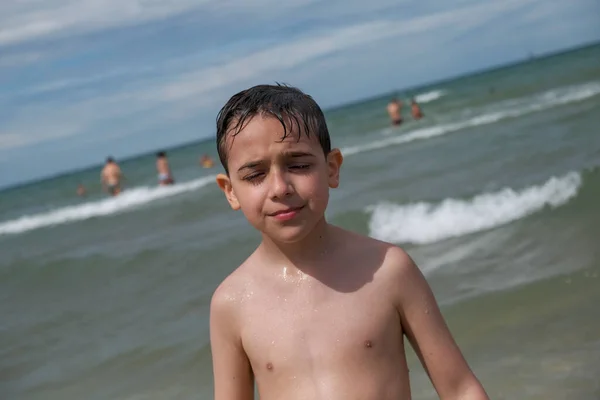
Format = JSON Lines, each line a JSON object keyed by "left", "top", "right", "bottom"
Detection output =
{"left": 282, "top": 150, "right": 315, "bottom": 159}
{"left": 237, "top": 151, "right": 315, "bottom": 173}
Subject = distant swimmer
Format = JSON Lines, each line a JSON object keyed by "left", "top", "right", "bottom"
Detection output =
{"left": 411, "top": 99, "right": 424, "bottom": 120}
{"left": 387, "top": 97, "right": 403, "bottom": 126}
{"left": 101, "top": 156, "right": 123, "bottom": 196}
{"left": 200, "top": 154, "right": 214, "bottom": 168}
{"left": 76, "top": 184, "right": 87, "bottom": 197}
{"left": 156, "top": 151, "right": 175, "bottom": 185}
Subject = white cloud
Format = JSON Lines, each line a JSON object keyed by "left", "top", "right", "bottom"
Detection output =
{"left": 154, "top": 0, "right": 536, "bottom": 102}
{"left": 0, "top": 0, "right": 530, "bottom": 47}
{"left": 0, "top": 0, "right": 210, "bottom": 46}
{"left": 20, "top": 67, "right": 148, "bottom": 96}
{"left": 0, "top": 51, "right": 46, "bottom": 68}
{"left": 0, "top": 126, "right": 80, "bottom": 150}
{"left": 0, "top": 0, "right": 322, "bottom": 47}
{"left": 0, "top": 133, "right": 26, "bottom": 149}
{"left": 521, "top": 1, "right": 598, "bottom": 25}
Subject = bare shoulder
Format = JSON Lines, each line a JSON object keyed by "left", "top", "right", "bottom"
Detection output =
{"left": 373, "top": 244, "right": 440, "bottom": 318}
{"left": 210, "top": 257, "right": 257, "bottom": 326}
{"left": 211, "top": 259, "right": 253, "bottom": 308}
{"left": 380, "top": 244, "right": 426, "bottom": 291}
{"left": 380, "top": 244, "right": 419, "bottom": 278}
{"left": 333, "top": 226, "right": 419, "bottom": 283}
{"left": 339, "top": 229, "right": 425, "bottom": 303}
{"left": 338, "top": 227, "right": 415, "bottom": 273}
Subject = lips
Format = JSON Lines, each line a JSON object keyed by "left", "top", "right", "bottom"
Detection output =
{"left": 268, "top": 206, "right": 304, "bottom": 221}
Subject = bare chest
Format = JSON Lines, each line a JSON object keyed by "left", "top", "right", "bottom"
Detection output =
{"left": 240, "top": 283, "right": 402, "bottom": 375}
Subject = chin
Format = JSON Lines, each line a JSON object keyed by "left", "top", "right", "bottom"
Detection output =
{"left": 265, "top": 224, "right": 314, "bottom": 244}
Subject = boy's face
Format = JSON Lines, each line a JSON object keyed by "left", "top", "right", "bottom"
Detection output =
{"left": 216, "top": 115, "right": 343, "bottom": 243}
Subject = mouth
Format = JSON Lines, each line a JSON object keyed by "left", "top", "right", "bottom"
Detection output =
{"left": 268, "top": 206, "right": 305, "bottom": 220}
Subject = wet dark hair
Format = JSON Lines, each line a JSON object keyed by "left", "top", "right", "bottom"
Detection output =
{"left": 215, "top": 84, "right": 331, "bottom": 174}
{"left": 106, "top": 156, "right": 114, "bottom": 163}
{"left": 156, "top": 151, "right": 166, "bottom": 158}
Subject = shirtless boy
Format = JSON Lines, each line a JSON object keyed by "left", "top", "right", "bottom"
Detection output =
{"left": 411, "top": 98, "right": 424, "bottom": 120}
{"left": 210, "top": 84, "right": 488, "bottom": 400}
{"left": 156, "top": 151, "right": 175, "bottom": 185}
{"left": 100, "top": 156, "right": 123, "bottom": 196}
{"left": 387, "top": 97, "right": 403, "bottom": 126}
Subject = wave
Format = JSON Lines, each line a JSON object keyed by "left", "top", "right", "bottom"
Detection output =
{"left": 0, "top": 175, "right": 216, "bottom": 236}
{"left": 367, "top": 172, "right": 582, "bottom": 245}
{"left": 414, "top": 89, "right": 446, "bottom": 103}
{"left": 341, "top": 81, "right": 600, "bottom": 157}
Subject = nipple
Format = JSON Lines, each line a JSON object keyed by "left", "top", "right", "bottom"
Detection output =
{"left": 364, "top": 340, "right": 373, "bottom": 348}
{"left": 266, "top": 362, "right": 274, "bottom": 371}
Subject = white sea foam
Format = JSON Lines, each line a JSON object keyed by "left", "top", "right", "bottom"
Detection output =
{"left": 341, "top": 81, "right": 600, "bottom": 157}
{"left": 414, "top": 89, "right": 446, "bottom": 103}
{"left": 0, "top": 175, "right": 216, "bottom": 235}
{"left": 367, "top": 172, "right": 582, "bottom": 245}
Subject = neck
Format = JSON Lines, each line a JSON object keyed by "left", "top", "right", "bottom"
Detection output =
{"left": 258, "top": 217, "right": 338, "bottom": 273}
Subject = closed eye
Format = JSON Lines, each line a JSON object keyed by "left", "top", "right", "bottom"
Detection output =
{"left": 243, "top": 172, "right": 264, "bottom": 182}
{"left": 290, "top": 164, "right": 310, "bottom": 170}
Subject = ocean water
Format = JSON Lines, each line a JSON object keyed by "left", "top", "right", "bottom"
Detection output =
{"left": 1, "top": 43, "right": 600, "bottom": 399}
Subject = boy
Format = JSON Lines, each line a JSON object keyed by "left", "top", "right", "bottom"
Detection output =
{"left": 411, "top": 98, "right": 424, "bottom": 120}
{"left": 156, "top": 151, "right": 175, "bottom": 185}
{"left": 100, "top": 156, "right": 123, "bottom": 196}
{"left": 387, "top": 97, "right": 403, "bottom": 126}
{"left": 210, "top": 84, "right": 488, "bottom": 400}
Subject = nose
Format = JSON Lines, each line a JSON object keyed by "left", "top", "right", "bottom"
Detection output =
{"left": 268, "top": 168, "right": 293, "bottom": 200}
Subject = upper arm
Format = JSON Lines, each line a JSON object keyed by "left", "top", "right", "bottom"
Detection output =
{"left": 391, "top": 249, "right": 488, "bottom": 399}
{"left": 210, "top": 284, "right": 254, "bottom": 400}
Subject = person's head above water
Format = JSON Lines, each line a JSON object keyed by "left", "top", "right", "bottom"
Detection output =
{"left": 106, "top": 156, "right": 114, "bottom": 164}
{"left": 214, "top": 83, "right": 343, "bottom": 243}
{"left": 215, "top": 84, "right": 332, "bottom": 175}
{"left": 156, "top": 151, "right": 166, "bottom": 158}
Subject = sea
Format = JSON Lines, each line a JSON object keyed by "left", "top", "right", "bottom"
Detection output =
{"left": 1, "top": 43, "right": 599, "bottom": 400}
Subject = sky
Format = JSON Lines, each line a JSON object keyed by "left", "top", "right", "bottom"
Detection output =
{"left": 0, "top": 0, "right": 599, "bottom": 188}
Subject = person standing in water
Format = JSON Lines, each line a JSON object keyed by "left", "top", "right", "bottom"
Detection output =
{"left": 387, "top": 97, "right": 403, "bottom": 126}
{"left": 411, "top": 98, "right": 424, "bottom": 120}
{"left": 101, "top": 156, "right": 123, "bottom": 196}
{"left": 76, "top": 184, "right": 87, "bottom": 197}
{"left": 156, "top": 151, "right": 175, "bottom": 185}
{"left": 210, "top": 84, "right": 489, "bottom": 400}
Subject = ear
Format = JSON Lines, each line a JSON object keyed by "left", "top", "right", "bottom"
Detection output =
{"left": 216, "top": 173, "right": 240, "bottom": 210}
{"left": 326, "top": 148, "right": 343, "bottom": 188}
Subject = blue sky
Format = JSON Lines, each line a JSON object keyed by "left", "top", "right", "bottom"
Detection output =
{"left": 0, "top": 0, "right": 599, "bottom": 188}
